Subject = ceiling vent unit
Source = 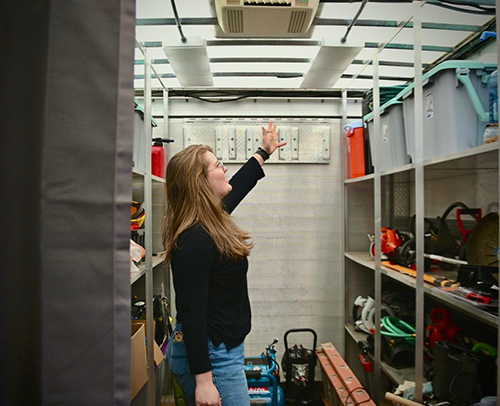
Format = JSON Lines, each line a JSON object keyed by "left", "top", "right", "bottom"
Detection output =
{"left": 215, "top": 0, "right": 320, "bottom": 36}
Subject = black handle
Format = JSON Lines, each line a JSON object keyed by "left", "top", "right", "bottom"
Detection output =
{"left": 457, "top": 208, "right": 481, "bottom": 219}
{"left": 284, "top": 328, "right": 317, "bottom": 352}
{"left": 245, "top": 370, "right": 261, "bottom": 380}
{"left": 152, "top": 138, "right": 175, "bottom": 144}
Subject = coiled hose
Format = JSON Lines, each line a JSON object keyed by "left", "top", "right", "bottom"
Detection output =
{"left": 381, "top": 316, "right": 416, "bottom": 344}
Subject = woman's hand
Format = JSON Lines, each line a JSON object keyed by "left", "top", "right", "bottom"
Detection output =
{"left": 195, "top": 372, "right": 221, "bottom": 406}
{"left": 260, "top": 121, "right": 287, "bottom": 156}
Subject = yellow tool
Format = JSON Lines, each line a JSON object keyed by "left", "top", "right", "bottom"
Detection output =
{"left": 382, "top": 261, "right": 460, "bottom": 288}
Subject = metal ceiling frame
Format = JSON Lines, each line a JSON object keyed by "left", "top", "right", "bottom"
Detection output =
{"left": 141, "top": 39, "right": 454, "bottom": 51}
{"left": 134, "top": 72, "right": 413, "bottom": 81}
{"left": 134, "top": 2, "right": 496, "bottom": 92}
{"left": 135, "top": 57, "right": 432, "bottom": 68}
{"left": 135, "top": 17, "right": 486, "bottom": 32}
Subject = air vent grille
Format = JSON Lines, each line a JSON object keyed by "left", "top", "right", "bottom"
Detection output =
{"left": 215, "top": 0, "right": 319, "bottom": 35}
{"left": 243, "top": 0, "right": 291, "bottom": 5}
{"left": 288, "top": 10, "right": 308, "bottom": 33}
{"left": 226, "top": 9, "right": 244, "bottom": 33}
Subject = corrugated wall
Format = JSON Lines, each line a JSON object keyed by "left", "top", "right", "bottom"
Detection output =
{"left": 155, "top": 96, "right": 362, "bottom": 368}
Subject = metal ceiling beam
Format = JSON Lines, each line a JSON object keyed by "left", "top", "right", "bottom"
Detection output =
{"left": 352, "top": 59, "right": 432, "bottom": 68}
{"left": 134, "top": 72, "right": 411, "bottom": 82}
{"left": 137, "top": 88, "right": 368, "bottom": 99}
{"left": 142, "top": 40, "right": 452, "bottom": 52}
{"left": 135, "top": 57, "right": 431, "bottom": 69}
{"left": 344, "top": 74, "right": 410, "bottom": 81}
{"left": 314, "top": 18, "right": 483, "bottom": 32}
{"left": 135, "top": 57, "right": 313, "bottom": 64}
{"left": 135, "top": 17, "right": 484, "bottom": 32}
{"left": 136, "top": 17, "right": 218, "bottom": 25}
{"left": 364, "top": 42, "right": 453, "bottom": 52}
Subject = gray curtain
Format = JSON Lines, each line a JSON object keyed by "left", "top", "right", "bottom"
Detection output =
{"left": 1, "top": 1, "right": 136, "bottom": 405}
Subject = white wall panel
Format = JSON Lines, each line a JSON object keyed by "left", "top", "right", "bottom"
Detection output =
{"left": 164, "top": 97, "right": 358, "bottom": 372}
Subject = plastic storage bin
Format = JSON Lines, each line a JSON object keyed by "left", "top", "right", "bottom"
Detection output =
{"left": 345, "top": 121, "right": 366, "bottom": 178}
{"left": 401, "top": 61, "right": 495, "bottom": 161}
{"left": 364, "top": 99, "right": 410, "bottom": 172}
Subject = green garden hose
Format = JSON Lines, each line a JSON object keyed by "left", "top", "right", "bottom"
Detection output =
{"left": 381, "top": 316, "right": 416, "bottom": 343}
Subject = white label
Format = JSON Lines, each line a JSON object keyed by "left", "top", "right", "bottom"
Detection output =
{"left": 425, "top": 93, "right": 434, "bottom": 119}
{"left": 382, "top": 122, "right": 389, "bottom": 143}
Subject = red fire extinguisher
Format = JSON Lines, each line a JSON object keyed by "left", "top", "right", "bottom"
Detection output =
{"left": 151, "top": 138, "right": 174, "bottom": 178}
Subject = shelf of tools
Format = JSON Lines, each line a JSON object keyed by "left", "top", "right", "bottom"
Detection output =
{"left": 341, "top": 4, "right": 500, "bottom": 405}
{"left": 130, "top": 44, "right": 172, "bottom": 406}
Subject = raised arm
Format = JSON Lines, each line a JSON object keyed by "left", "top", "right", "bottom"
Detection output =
{"left": 252, "top": 121, "right": 287, "bottom": 166}
{"left": 222, "top": 121, "right": 287, "bottom": 213}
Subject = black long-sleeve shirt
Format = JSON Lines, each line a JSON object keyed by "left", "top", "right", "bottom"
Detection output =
{"left": 171, "top": 157, "right": 265, "bottom": 374}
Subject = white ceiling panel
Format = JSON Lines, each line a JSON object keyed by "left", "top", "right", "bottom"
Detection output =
{"left": 318, "top": 2, "right": 414, "bottom": 19}
{"left": 136, "top": 25, "right": 217, "bottom": 41}
{"left": 134, "top": 0, "right": 497, "bottom": 93}
{"left": 136, "top": 0, "right": 215, "bottom": 18}
{"left": 209, "top": 63, "right": 308, "bottom": 73}
{"left": 211, "top": 76, "right": 305, "bottom": 88}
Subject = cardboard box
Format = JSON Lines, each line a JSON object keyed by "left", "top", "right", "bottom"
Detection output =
{"left": 132, "top": 320, "right": 165, "bottom": 367}
{"left": 154, "top": 340, "right": 164, "bottom": 367}
{"left": 131, "top": 322, "right": 148, "bottom": 400}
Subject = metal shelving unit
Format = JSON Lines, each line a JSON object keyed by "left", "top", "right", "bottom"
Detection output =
{"left": 133, "top": 253, "right": 167, "bottom": 286}
{"left": 379, "top": 163, "right": 415, "bottom": 178}
{"left": 423, "top": 142, "right": 499, "bottom": 169}
{"left": 345, "top": 173, "right": 375, "bottom": 184}
{"left": 342, "top": 3, "right": 500, "bottom": 404}
{"left": 345, "top": 252, "right": 499, "bottom": 328}
{"left": 344, "top": 134, "right": 499, "bottom": 397}
{"left": 362, "top": 143, "right": 500, "bottom": 180}
{"left": 151, "top": 174, "right": 166, "bottom": 184}
{"left": 131, "top": 48, "right": 158, "bottom": 402}
{"left": 131, "top": 43, "right": 173, "bottom": 406}
{"left": 133, "top": 167, "right": 145, "bottom": 177}
{"left": 345, "top": 323, "right": 416, "bottom": 386}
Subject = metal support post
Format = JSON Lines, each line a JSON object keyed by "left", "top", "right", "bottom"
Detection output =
{"left": 341, "top": 90, "right": 348, "bottom": 357}
{"left": 372, "top": 49, "right": 382, "bottom": 406}
{"left": 144, "top": 49, "right": 155, "bottom": 406}
{"left": 413, "top": 1, "right": 425, "bottom": 402}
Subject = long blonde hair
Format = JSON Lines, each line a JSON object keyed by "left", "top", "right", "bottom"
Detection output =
{"left": 162, "top": 145, "right": 253, "bottom": 262}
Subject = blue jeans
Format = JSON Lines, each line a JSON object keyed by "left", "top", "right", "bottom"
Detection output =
{"left": 166, "top": 324, "right": 250, "bottom": 406}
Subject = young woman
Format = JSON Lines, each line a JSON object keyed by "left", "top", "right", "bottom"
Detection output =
{"left": 163, "top": 122, "right": 285, "bottom": 406}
